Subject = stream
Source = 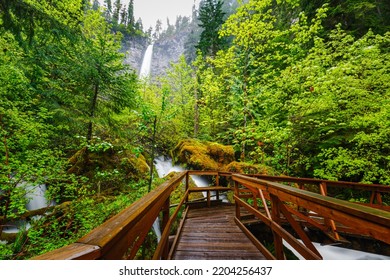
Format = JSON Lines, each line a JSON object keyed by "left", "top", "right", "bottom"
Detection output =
{"left": 283, "top": 240, "right": 390, "bottom": 260}
{"left": 2, "top": 183, "right": 55, "bottom": 234}
{"left": 152, "top": 156, "right": 212, "bottom": 242}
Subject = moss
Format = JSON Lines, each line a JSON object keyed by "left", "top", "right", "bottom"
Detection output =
{"left": 224, "top": 161, "right": 272, "bottom": 175}
{"left": 67, "top": 147, "right": 87, "bottom": 175}
{"left": 172, "top": 139, "right": 235, "bottom": 171}
{"left": 67, "top": 146, "right": 150, "bottom": 185}
{"left": 120, "top": 153, "right": 149, "bottom": 180}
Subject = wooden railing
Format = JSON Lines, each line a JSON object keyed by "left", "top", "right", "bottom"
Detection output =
{"left": 232, "top": 174, "right": 390, "bottom": 260}
{"left": 251, "top": 175, "right": 390, "bottom": 210}
{"left": 32, "top": 171, "right": 390, "bottom": 260}
{"left": 32, "top": 170, "right": 231, "bottom": 260}
{"left": 32, "top": 171, "right": 187, "bottom": 260}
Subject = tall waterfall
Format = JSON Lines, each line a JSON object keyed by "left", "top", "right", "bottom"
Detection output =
{"left": 139, "top": 44, "right": 154, "bottom": 78}
{"left": 138, "top": 44, "right": 162, "bottom": 242}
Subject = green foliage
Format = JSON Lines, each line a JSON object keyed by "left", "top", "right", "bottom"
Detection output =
{"left": 0, "top": 0, "right": 145, "bottom": 259}
{"left": 23, "top": 177, "right": 157, "bottom": 259}
{"left": 197, "top": 0, "right": 227, "bottom": 57}
{"left": 300, "top": 0, "right": 390, "bottom": 36}
{"left": 192, "top": 0, "right": 390, "bottom": 184}
{"left": 1, "top": 0, "right": 390, "bottom": 260}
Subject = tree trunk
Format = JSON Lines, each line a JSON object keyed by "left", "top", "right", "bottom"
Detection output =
{"left": 148, "top": 116, "right": 157, "bottom": 193}
{"left": 194, "top": 74, "right": 199, "bottom": 138}
{"left": 84, "top": 82, "right": 99, "bottom": 171}
{"left": 87, "top": 82, "right": 100, "bottom": 144}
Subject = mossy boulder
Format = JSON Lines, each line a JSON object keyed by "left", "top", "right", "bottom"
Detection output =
{"left": 67, "top": 146, "right": 149, "bottom": 181}
{"left": 223, "top": 161, "right": 271, "bottom": 175}
{"left": 120, "top": 153, "right": 149, "bottom": 180}
{"left": 172, "top": 139, "right": 235, "bottom": 171}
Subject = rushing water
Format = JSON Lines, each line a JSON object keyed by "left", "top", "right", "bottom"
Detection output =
{"left": 2, "top": 183, "right": 54, "bottom": 234}
{"left": 154, "top": 156, "right": 228, "bottom": 202}
{"left": 25, "top": 184, "right": 53, "bottom": 211}
{"left": 283, "top": 240, "right": 390, "bottom": 260}
{"left": 139, "top": 45, "right": 154, "bottom": 78}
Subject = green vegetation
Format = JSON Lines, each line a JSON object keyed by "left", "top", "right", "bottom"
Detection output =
{"left": 1, "top": 0, "right": 389, "bottom": 259}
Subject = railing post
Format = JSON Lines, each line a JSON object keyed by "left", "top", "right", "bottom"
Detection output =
{"left": 320, "top": 182, "right": 340, "bottom": 240}
{"left": 297, "top": 183, "right": 307, "bottom": 213}
{"left": 161, "top": 197, "right": 170, "bottom": 259}
{"left": 185, "top": 171, "right": 189, "bottom": 204}
{"left": 216, "top": 172, "right": 220, "bottom": 201}
{"left": 270, "top": 194, "right": 285, "bottom": 260}
{"left": 234, "top": 181, "right": 241, "bottom": 219}
{"left": 370, "top": 191, "right": 383, "bottom": 205}
{"left": 252, "top": 193, "right": 258, "bottom": 209}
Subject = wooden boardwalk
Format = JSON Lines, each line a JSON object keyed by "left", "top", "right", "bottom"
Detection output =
{"left": 171, "top": 204, "right": 266, "bottom": 260}
{"left": 31, "top": 171, "right": 390, "bottom": 260}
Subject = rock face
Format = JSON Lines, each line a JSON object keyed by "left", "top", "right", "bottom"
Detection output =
{"left": 150, "top": 29, "right": 189, "bottom": 77}
{"left": 122, "top": 36, "right": 149, "bottom": 75}
{"left": 122, "top": 27, "right": 192, "bottom": 77}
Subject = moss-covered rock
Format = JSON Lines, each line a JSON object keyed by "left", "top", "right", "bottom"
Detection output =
{"left": 120, "top": 153, "right": 149, "bottom": 180}
{"left": 224, "top": 161, "right": 271, "bottom": 175}
{"left": 172, "top": 139, "right": 234, "bottom": 171}
{"left": 67, "top": 146, "right": 149, "bottom": 182}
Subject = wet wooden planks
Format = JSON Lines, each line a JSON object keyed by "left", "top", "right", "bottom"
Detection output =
{"left": 172, "top": 205, "right": 266, "bottom": 260}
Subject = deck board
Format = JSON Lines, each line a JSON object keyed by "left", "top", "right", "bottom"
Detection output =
{"left": 171, "top": 204, "right": 266, "bottom": 260}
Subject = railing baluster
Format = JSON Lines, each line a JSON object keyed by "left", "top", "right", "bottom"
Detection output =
{"left": 320, "top": 182, "right": 340, "bottom": 240}
{"left": 32, "top": 171, "right": 390, "bottom": 260}
{"left": 270, "top": 194, "right": 285, "bottom": 260}
{"left": 234, "top": 181, "right": 241, "bottom": 219}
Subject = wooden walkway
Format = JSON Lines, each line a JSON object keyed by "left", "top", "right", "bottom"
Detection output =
{"left": 171, "top": 204, "right": 266, "bottom": 260}
{"left": 31, "top": 171, "right": 390, "bottom": 260}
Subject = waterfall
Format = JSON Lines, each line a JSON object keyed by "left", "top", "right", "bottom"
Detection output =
{"left": 154, "top": 156, "right": 184, "bottom": 177}
{"left": 2, "top": 183, "right": 55, "bottom": 234}
{"left": 25, "top": 184, "right": 53, "bottom": 211}
{"left": 154, "top": 156, "right": 229, "bottom": 202}
{"left": 139, "top": 44, "right": 154, "bottom": 78}
{"left": 138, "top": 44, "right": 162, "bottom": 242}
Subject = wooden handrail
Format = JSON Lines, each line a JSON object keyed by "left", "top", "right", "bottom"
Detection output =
{"left": 232, "top": 174, "right": 390, "bottom": 260}
{"left": 32, "top": 170, "right": 232, "bottom": 260}
{"left": 153, "top": 188, "right": 190, "bottom": 259}
{"left": 251, "top": 174, "right": 390, "bottom": 197}
{"left": 31, "top": 170, "right": 390, "bottom": 260}
{"left": 33, "top": 171, "right": 187, "bottom": 260}
{"left": 251, "top": 174, "right": 390, "bottom": 190}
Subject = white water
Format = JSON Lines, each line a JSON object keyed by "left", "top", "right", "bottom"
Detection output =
{"left": 154, "top": 156, "right": 184, "bottom": 177}
{"left": 283, "top": 240, "right": 390, "bottom": 260}
{"left": 139, "top": 44, "right": 154, "bottom": 78}
{"left": 25, "top": 184, "right": 54, "bottom": 211}
{"left": 139, "top": 44, "right": 162, "bottom": 241}
{"left": 2, "top": 183, "right": 54, "bottom": 234}
{"left": 154, "top": 156, "right": 228, "bottom": 202}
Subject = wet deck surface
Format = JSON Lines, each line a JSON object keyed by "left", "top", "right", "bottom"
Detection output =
{"left": 171, "top": 204, "right": 266, "bottom": 260}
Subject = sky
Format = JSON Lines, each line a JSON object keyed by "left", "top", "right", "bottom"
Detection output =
{"left": 112, "top": 0, "right": 201, "bottom": 30}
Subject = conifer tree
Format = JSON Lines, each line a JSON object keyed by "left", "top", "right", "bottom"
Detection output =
{"left": 104, "top": 0, "right": 112, "bottom": 21}
{"left": 92, "top": 0, "right": 100, "bottom": 11}
{"left": 112, "top": 0, "right": 121, "bottom": 25}
{"left": 196, "top": 0, "right": 226, "bottom": 57}
{"left": 120, "top": 5, "right": 128, "bottom": 25}
{"left": 127, "top": 0, "right": 135, "bottom": 27}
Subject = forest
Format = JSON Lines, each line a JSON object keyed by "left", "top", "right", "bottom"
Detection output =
{"left": 0, "top": 0, "right": 389, "bottom": 259}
